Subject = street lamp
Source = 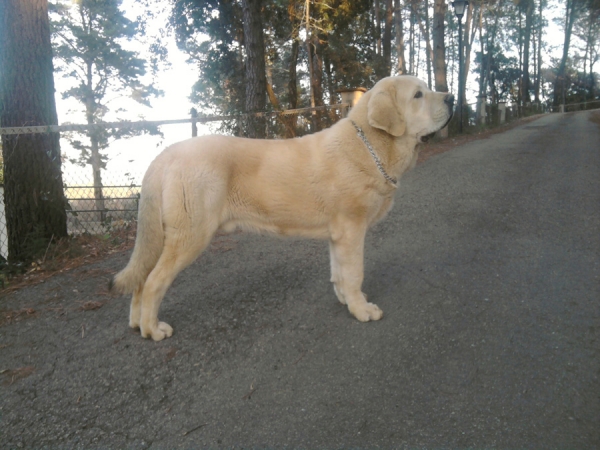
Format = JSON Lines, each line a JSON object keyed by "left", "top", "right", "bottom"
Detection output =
{"left": 452, "top": 0, "right": 468, "bottom": 133}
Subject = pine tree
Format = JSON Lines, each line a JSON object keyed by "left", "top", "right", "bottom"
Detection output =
{"left": 51, "top": 0, "right": 161, "bottom": 222}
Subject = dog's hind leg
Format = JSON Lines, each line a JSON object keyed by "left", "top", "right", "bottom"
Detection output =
{"left": 329, "top": 221, "right": 383, "bottom": 322}
{"left": 138, "top": 223, "right": 218, "bottom": 341}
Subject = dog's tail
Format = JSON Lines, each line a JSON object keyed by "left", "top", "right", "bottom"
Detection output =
{"left": 109, "top": 166, "right": 165, "bottom": 295}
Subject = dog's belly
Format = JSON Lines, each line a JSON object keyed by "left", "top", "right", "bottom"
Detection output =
{"left": 221, "top": 203, "right": 332, "bottom": 239}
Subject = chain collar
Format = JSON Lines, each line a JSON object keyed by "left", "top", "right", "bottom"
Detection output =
{"left": 350, "top": 120, "right": 398, "bottom": 188}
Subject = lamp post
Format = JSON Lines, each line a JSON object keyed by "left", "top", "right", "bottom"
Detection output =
{"left": 452, "top": 1, "right": 468, "bottom": 133}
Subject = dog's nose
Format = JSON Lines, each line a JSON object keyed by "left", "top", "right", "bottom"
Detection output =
{"left": 444, "top": 94, "right": 455, "bottom": 106}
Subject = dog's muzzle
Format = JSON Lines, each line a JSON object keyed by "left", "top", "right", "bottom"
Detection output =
{"left": 420, "top": 94, "right": 455, "bottom": 143}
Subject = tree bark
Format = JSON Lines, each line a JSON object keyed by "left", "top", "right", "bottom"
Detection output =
{"left": 554, "top": 0, "right": 578, "bottom": 107}
{"left": 288, "top": 0, "right": 300, "bottom": 110}
{"left": 0, "top": 0, "right": 68, "bottom": 263}
{"left": 394, "top": 0, "right": 407, "bottom": 75}
{"left": 521, "top": 0, "right": 534, "bottom": 104}
{"left": 383, "top": 0, "right": 393, "bottom": 76}
{"left": 416, "top": 1, "right": 433, "bottom": 88}
{"left": 310, "top": 33, "right": 324, "bottom": 131}
{"left": 461, "top": 1, "right": 476, "bottom": 107}
{"left": 534, "top": 0, "right": 544, "bottom": 103}
{"left": 242, "top": 0, "right": 267, "bottom": 138}
{"left": 305, "top": 0, "right": 317, "bottom": 131}
{"left": 311, "top": 34, "right": 324, "bottom": 109}
{"left": 432, "top": 0, "right": 448, "bottom": 93}
{"left": 85, "top": 59, "right": 106, "bottom": 223}
{"left": 408, "top": 0, "right": 416, "bottom": 74}
{"left": 375, "top": 0, "right": 382, "bottom": 55}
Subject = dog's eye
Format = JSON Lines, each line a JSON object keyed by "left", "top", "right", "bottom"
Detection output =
{"left": 414, "top": 91, "right": 423, "bottom": 99}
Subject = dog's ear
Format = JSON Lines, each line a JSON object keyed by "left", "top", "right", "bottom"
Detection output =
{"left": 367, "top": 89, "right": 406, "bottom": 137}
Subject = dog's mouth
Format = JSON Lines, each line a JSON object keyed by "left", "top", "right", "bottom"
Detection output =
{"left": 419, "top": 112, "right": 454, "bottom": 143}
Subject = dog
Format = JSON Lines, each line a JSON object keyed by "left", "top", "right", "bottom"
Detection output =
{"left": 110, "top": 75, "right": 454, "bottom": 341}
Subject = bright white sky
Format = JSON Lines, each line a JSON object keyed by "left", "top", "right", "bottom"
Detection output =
{"left": 55, "top": 0, "right": 570, "bottom": 187}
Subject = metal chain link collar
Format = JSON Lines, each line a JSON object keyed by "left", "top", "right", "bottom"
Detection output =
{"left": 350, "top": 120, "right": 398, "bottom": 188}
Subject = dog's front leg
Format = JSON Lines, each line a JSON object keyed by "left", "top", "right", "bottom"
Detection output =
{"left": 129, "top": 286, "right": 143, "bottom": 329}
{"left": 329, "top": 240, "right": 346, "bottom": 305}
{"left": 329, "top": 223, "right": 383, "bottom": 322}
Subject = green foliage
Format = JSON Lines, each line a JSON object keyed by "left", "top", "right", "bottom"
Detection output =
{"left": 171, "top": 0, "right": 246, "bottom": 118}
{"left": 475, "top": 43, "right": 521, "bottom": 103}
{"left": 170, "top": 0, "right": 381, "bottom": 130}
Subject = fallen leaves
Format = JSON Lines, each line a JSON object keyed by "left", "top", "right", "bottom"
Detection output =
{"left": 0, "top": 308, "right": 36, "bottom": 326}
{"left": 78, "top": 301, "right": 104, "bottom": 311}
{"left": 1, "top": 366, "right": 35, "bottom": 385}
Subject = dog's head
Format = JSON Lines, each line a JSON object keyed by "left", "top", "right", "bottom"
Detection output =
{"left": 365, "top": 76, "right": 454, "bottom": 142}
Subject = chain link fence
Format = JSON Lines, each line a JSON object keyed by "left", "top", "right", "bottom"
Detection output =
{"left": 2, "top": 98, "right": 599, "bottom": 260}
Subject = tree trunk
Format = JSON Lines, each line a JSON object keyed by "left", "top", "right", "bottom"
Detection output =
{"left": 0, "top": 0, "right": 68, "bottom": 263}
{"left": 534, "top": 0, "right": 544, "bottom": 103}
{"left": 432, "top": 0, "right": 448, "bottom": 93}
{"left": 288, "top": 0, "right": 300, "bottom": 110}
{"left": 311, "top": 34, "right": 324, "bottom": 108}
{"left": 310, "top": 34, "right": 324, "bottom": 131}
{"left": 477, "top": 5, "right": 485, "bottom": 98}
{"left": 85, "top": 64, "right": 105, "bottom": 224}
{"left": 90, "top": 136, "right": 106, "bottom": 223}
{"left": 521, "top": 0, "right": 534, "bottom": 105}
{"left": 409, "top": 1, "right": 415, "bottom": 74}
{"left": 242, "top": 0, "right": 267, "bottom": 138}
{"left": 375, "top": 0, "right": 382, "bottom": 55}
{"left": 484, "top": 6, "right": 501, "bottom": 104}
{"left": 461, "top": 1, "right": 476, "bottom": 108}
{"left": 305, "top": 0, "right": 317, "bottom": 131}
{"left": 394, "top": 0, "right": 407, "bottom": 75}
{"left": 288, "top": 39, "right": 299, "bottom": 110}
{"left": 554, "top": 0, "right": 578, "bottom": 108}
{"left": 285, "top": 0, "right": 300, "bottom": 138}
{"left": 383, "top": 0, "right": 393, "bottom": 76}
{"left": 416, "top": 1, "right": 433, "bottom": 88}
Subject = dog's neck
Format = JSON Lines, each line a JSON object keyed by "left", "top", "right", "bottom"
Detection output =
{"left": 345, "top": 116, "right": 419, "bottom": 185}
{"left": 350, "top": 120, "right": 398, "bottom": 187}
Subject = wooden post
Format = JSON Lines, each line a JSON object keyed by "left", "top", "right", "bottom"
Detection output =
{"left": 337, "top": 87, "right": 367, "bottom": 117}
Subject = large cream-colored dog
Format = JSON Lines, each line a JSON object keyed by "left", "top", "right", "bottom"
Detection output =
{"left": 110, "top": 75, "right": 454, "bottom": 341}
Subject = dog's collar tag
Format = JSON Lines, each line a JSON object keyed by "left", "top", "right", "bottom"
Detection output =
{"left": 350, "top": 120, "right": 398, "bottom": 188}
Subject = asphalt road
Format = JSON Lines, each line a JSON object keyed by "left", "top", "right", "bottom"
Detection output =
{"left": 1, "top": 110, "right": 599, "bottom": 449}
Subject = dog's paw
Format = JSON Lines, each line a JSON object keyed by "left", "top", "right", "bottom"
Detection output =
{"left": 141, "top": 321, "right": 173, "bottom": 341}
{"left": 350, "top": 302, "right": 383, "bottom": 322}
